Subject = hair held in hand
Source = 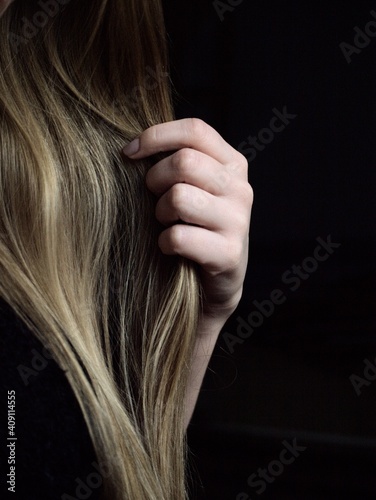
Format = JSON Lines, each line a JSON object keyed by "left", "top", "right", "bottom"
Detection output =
{"left": 0, "top": 1, "right": 202, "bottom": 498}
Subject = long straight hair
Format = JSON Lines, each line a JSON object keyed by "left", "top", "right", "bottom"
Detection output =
{"left": 0, "top": 1, "right": 202, "bottom": 498}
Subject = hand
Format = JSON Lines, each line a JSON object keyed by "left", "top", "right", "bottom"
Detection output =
{"left": 123, "top": 118, "right": 253, "bottom": 325}
{"left": 0, "top": 0, "right": 14, "bottom": 17}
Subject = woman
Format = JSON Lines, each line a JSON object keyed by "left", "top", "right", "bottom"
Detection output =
{"left": 0, "top": 0, "right": 253, "bottom": 498}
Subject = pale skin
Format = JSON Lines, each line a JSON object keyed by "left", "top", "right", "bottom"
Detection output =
{"left": 122, "top": 118, "right": 253, "bottom": 428}
{"left": 0, "top": 2, "right": 253, "bottom": 429}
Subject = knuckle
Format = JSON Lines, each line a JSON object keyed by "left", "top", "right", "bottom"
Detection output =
{"left": 186, "top": 118, "right": 208, "bottom": 141}
{"left": 229, "top": 151, "right": 249, "bottom": 174}
{"left": 164, "top": 225, "right": 184, "bottom": 253}
{"left": 237, "top": 150, "right": 250, "bottom": 169}
{"left": 236, "top": 211, "right": 251, "bottom": 233}
{"left": 143, "top": 124, "right": 161, "bottom": 147}
{"left": 226, "top": 239, "right": 244, "bottom": 270}
{"left": 169, "top": 183, "right": 188, "bottom": 211}
{"left": 232, "top": 181, "right": 254, "bottom": 210}
{"left": 172, "top": 148, "right": 196, "bottom": 175}
{"left": 243, "top": 182, "right": 254, "bottom": 206}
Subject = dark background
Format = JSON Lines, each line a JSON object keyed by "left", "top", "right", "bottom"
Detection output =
{"left": 164, "top": 1, "right": 376, "bottom": 499}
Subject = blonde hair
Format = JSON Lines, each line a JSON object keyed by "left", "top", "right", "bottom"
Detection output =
{"left": 0, "top": 0, "right": 202, "bottom": 498}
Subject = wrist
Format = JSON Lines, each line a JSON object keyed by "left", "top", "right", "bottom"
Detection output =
{"left": 201, "top": 287, "right": 243, "bottom": 321}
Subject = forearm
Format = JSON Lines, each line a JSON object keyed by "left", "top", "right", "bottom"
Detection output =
{"left": 184, "top": 312, "right": 229, "bottom": 429}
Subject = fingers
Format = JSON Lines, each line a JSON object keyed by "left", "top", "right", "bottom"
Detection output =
{"left": 155, "top": 181, "right": 252, "bottom": 241}
{"left": 155, "top": 183, "right": 233, "bottom": 229}
{"left": 145, "top": 148, "right": 231, "bottom": 197}
{"left": 123, "top": 118, "right": 242, "bottom": 167}
{"left": 158, "top": 224, "right": 235, "bottom": 272}
{"left": 121, "top": 118, "right": 253, "bottom": 279}
{"left": 158, "top": 223, "right": 249, "bottom": 286}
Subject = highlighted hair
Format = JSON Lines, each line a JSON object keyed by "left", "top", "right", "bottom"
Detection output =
{"left": 0, "top": 1, "right": 201, "bottom": 498}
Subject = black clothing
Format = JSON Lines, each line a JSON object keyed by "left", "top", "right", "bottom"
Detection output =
{"left": 0, "top": 297, "right": 101, "bottom": 500}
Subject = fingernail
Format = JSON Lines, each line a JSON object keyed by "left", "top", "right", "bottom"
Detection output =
{"left": 123, "top": 138, "right": 140, "bottom": 157}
